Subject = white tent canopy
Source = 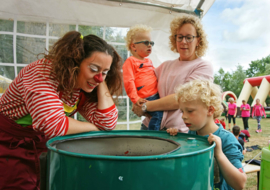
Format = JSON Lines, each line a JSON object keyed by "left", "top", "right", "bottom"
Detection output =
{"left": 0, "top": 0, "right": 215, "bottom": 128}
{"left": 0, "top": 0, "right": 215, "bottom": 66}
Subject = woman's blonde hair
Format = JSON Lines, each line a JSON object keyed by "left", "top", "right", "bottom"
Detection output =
{"left": 228, "top": 98, "right": 235, "bottom": 102}
{"left": 169, "top": 14, "right": 208, "bottom": 57}
{"left": 175, "top": 79, "right": 223, "bottom": 119}
{"left": 125, "top": 24, "right": 152, "bottom": 51}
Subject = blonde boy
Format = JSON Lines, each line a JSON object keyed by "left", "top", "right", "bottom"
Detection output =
{"left": 123, "top": 24, "right": 162, "bottom": 131}
{"left": 167, "top": 79, "right": 247, "bottom": 190}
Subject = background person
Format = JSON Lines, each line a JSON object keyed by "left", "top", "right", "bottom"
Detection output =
{"left": 240, "top": 100, "right": 250, "bottom": 130}
{"left": 233, "top": 125, "right": 247, "bottom": 155}
{"left": 252, "top": 98, "right": 266, "bottom": 133}
{"left": 0, "top": 32, "right": 122, "bottom": 189}
{"left": 132, "top": 14, "right": 213, "bottom": 133}
{"left": 227, "top": 97, "right": 237, "bottom": 131}
{"left": 219, "top": 118, "right": 226, "bottom": 129}
{"left": 123, "top": 24, "right": 162, "bottom": 131}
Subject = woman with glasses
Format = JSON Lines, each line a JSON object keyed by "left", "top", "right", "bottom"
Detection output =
{"left": 132, "top": 14, "right": 213, "bottom": 133}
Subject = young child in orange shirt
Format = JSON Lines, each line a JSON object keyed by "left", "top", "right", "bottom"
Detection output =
{"left": 122, "top": 24, "right": 163, "bottom": 130}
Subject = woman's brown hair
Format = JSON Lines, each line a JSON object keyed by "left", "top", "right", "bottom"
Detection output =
{"left": 43, "top": 31, "right": 122, "bottom": 102}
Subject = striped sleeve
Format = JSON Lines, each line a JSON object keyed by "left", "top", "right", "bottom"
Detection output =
{"left": 20, "top": 64, "right": 68, "bottom": 138}
{"left": 78, "top": 102, "right": 118, "bottom": 131}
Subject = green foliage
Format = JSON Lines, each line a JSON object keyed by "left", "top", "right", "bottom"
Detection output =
{"left": 214, "top": 68, "right": 231, "bottom": 92}
{"left": 228, "top": 64, "right": 246, "bottom": 97}
{"left": 246, "top": 55, "right": 270, "bottom": 77}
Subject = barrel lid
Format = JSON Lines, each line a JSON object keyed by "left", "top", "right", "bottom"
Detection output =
{"left": 47, "top": 130, "right": 215, "bottom": 160}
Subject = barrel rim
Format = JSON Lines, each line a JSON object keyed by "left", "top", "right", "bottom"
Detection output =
{"left": 46, "top": 130, "right": 216, "bottom": 160}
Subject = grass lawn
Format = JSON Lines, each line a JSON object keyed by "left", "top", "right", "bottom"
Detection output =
{"left": 116, "top": 117, "right": 270, "bottom": 190}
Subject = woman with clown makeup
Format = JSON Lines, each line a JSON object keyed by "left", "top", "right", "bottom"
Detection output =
{"left": 0, "top": 31, "right": 122, "bottom": 189}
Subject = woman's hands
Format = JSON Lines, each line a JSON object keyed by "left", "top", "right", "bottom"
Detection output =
{"left": 132, "top": 94, "right": 179, "bottom": 117}
{"left": 97, "top": 81, "right": 114, "bottom": 110}
{"left": 132, "top": 103, "right": 151, "bottom": 118}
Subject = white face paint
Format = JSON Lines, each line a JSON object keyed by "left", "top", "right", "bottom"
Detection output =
{"left": 88, "top": 65, "right": 109, "bottom": 75}
{"left": 88, "top": 65, "right": 98, "bottom": 72}
{"left": 76, "top": 52, "right": 112, "bottom": 93}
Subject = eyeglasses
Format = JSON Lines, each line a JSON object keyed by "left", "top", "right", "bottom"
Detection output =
{"left": 175, "top": 35, "right": 198, "bottom": 43}
{"left": 134, "top": 40, "right": 154, "bottom": 46}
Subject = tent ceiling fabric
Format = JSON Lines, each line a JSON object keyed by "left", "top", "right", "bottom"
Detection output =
{"left": 0, "top": 0, "right": 214, "bottom": 28}
{"left": 0, "top": 0, "right": 215, "bottom": 67}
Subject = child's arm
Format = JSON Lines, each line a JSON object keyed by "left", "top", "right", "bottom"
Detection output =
{"left": 251, "top": 106, "right": 255, "bottom": 117}
{"left": 208, "top": 134, "right": 247, "bottom": 190}
{"left": 122, "top": 59, "right": 140, "bottom": 104}
{"left": 136, "top": 98, "right": 147, "bottom": 106}
{"left": 262, "top": 106, "right": 266, "bottom": 118}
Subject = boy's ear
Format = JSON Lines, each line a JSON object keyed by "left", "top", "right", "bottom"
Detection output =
{"left": 207, "top": 106, "right": 215, "bottom": 116}
{"left": 130, "top": 43, "right": 136, "bottom": 52}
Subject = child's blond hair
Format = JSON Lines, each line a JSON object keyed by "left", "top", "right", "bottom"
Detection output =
{"left": 125, "top": 24, "right": 152, "bottom": 51}
{"left": 175, "top": 79, "right": 223, "bottom": 119}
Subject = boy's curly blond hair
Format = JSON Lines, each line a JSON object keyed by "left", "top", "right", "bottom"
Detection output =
{"left": 169, "top": 14, "right": 208, "bottom": 57}
{"left": 175, "top": 79, "right": 223, "bottom": 119}
{"left": 125, "top": 24, "right": 152, "bottom": 51}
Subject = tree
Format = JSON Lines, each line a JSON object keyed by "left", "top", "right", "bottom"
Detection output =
{"left": 228, "top": 64, "right": 246, "bottom": 98}
{"left": 214, "top": 68, "right": 231, "bottom": 92}
{"left": 264, "top": 64, "right": 270, "bottom": 75}
{"left": 246, "top": 55, "right": 270, "bottom": 77}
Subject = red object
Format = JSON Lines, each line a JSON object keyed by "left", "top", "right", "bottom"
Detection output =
{"left": 214, "top": 119, "right": 220, "bottom": 124}
{"left": 222, "top": 92, "right": 237, "bottom": 101}
{"left": 244, "top": 75, "right": 270, "bottom": 86}
{"left": 124, "top": 151, "right": 129, "bottom": 154}
{"left": 241, "top": 130, "right": 250, "bottom": 138}
{"left": 220, "top": 120, "right": 226, "bottom": 129}
{"left": 94, "top": 72, "right": 104, "bottom": 83}
{"left": 239, "top": 168, "right": 244, "bottom": 173}
{"left": 0, "top": 113, "right": 48, "bottom": 190}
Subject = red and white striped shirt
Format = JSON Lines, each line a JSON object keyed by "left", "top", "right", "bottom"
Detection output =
{"left": 0, "top": 59, "right": 118, "bottom": 138}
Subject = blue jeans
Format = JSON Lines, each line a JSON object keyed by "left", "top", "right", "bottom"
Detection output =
{"left": 141, "top": 93, "right": 163, "bottom": 131}
{"left": 255, "top": 116, "right": 262, "bottom": 130}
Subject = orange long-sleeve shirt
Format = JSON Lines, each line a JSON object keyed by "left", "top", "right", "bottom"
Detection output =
{"left": 122, "top": 56, "right": 158, "bottom": 104}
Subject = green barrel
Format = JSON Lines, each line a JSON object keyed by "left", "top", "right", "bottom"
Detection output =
{"left": 46, "top": 130, "right": 215, "bottom": 190}
{"left": 259, "top": 147, "right": 270, "bottom": 190}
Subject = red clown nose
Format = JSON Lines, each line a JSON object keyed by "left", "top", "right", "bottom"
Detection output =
{"left": 94, "top": 73, "right": 103, "bottom": 83}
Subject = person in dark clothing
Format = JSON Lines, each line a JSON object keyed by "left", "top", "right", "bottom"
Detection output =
{"left": 222, "top": 103, "right": 228, "bottom": 120}
{"left": 233, "top": 125, "right": 246, "bottom": 155}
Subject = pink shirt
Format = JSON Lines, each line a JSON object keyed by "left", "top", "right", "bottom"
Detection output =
{"left": 252, "top": 104, "right": 266, "bottom": 117}
{"left": 143, "top": 57, "right": 213, "bottom": 133}
{"left": 228, "top": 103, "right": 237, "bottom": 115}
{"left": 240, "top": 104, "right": 250, "bottom": 117}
